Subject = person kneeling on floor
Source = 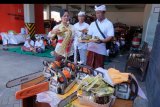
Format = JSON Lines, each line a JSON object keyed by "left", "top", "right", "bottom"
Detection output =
{"left": 21, "top": 36, "right": 35, "bottom": 52}
{"left": 33, "top": 35, "right": 45, "bottom": 53}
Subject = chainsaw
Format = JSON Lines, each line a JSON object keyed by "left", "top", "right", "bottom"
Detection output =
{"left": 6, "top": 59, "right": 105, "bottom": 107}
{"left": 42, "top": 60, "right": 77, "bottom": 95}
{"left": 43, "top": 59, "right": 104, "bottom": 94}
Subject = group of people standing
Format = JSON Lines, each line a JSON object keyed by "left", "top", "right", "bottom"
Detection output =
{"left": 49, "top": 4, "right": 114, "bottom": 69}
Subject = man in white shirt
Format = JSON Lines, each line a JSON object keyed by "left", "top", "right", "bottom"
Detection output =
{"left": 74, "top": 11, "right": 89, "bottom": 64}
{"left": 86, "top": 4, "right": 114, "bottom": 68}
{"left": 33, "top": 35, "right": 45, "bottom": 53}
{"left": 21, "top": 36, "right": 34, "bottom": 52}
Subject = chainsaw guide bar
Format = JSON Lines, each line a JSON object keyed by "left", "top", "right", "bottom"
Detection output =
{"left": 6, "top": 71, "right": 43, "bottom": 88}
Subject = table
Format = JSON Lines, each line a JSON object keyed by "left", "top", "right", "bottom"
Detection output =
{"left": 21, "top": 76, "right": 133, "bottom": 107}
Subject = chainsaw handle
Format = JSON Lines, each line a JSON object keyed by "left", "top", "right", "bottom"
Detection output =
{"left": 76, "top": 64, "right": 104, "bottom": 77}
{"left": 57, "top": 69, "right": 68, "bottom": 85}
{"left": 129, "top": 75, "right": 138, "bottom": 100}
{"left": 75, "top": 64, "right": 104, "bottom": 77}
{"left": 43, "top": 60, "right": 50, "bottom": 66}
{"left": 76, "top": 64, "right": 94, "bottom": 75}
{"left": 93, "top": 69, "right": 104, "bottom": 78}
{"left": 64, "top": 60, "right": 77, "bottom": 71}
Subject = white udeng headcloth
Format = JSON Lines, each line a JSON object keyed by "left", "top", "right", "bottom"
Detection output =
{"left": 78, "top": 11, "right": 85, "bottom": 16}
{"left": 94, "top": 5, "right": 106, "bottom": 11}
{"left": 35, "top": 34, "right": 40, "bottom": 39}
{"left": 26, "top": 36, "right": 30, "bottom": 40}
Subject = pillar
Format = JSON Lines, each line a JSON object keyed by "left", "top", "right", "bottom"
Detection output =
{"left": 81, "top": 4, "right": 85, "bottom": 11}
{"left": 24, "top": 4, "right": 45, "bottom": 39}
{"left": 145, "top": 12, "right": 160, "bottom": 107}
{"left": 46, "top": 5, "right": 51, "bottom": 20}
{"left": 61, "top": 4, "right": 67, "bottom": 9}
{"left": 34, "top": 4, "right": 45, "bottom": 34}
{"left": 142, "top": 4, "right": 160, "bottom": 48}
{"left": 24, "top": 4, "right": 35, "bottom": 39}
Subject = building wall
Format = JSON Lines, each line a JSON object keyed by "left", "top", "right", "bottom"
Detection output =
{"left": 142, "top": 4, "right": 160, "bottom": 47}
{"left": 142, "top": 4, "right": 152, "bottom": 43}
{"left": 106, "top": 12, "right": 144, "bottom": 26}
{"left": 0, "top": 4, "right": 45, "bottom": 34}
{"left": 85, "top": 11, "right": 144, "bottom": 26}
{"left": 0, "top": 4, "right": 24, "bottom": 33}
{"left": 146, "top": 14, "right": 160, "bottom": 107}
{"left": 34, "top": 4, "right": 45, "bottom": 34}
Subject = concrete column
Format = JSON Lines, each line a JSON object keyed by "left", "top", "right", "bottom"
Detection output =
{"left": 24, "top": 4, "right": 35, "bottom": 23}
{"left": 158, "top": 10, "right": 160, "bottom": 22}
{"left": 145, "top": 11, "right": 160, "bottom": 107}
{"left": 61, "top": 4, "right": 67, "bottom": 9}
{"left": 81, "top": 4, "right": 85, "bottom": 11}
{"left": 142, "top": 4, "right": 160, "bottom": 48}
{"left": 46, "top": 5, "right": 51, "bottom": 20}
{"left": 24, "top": 4, "right": 35, "bottom": 38}
{"left": 34, "top": 4, "right": 45, "bottom": 34}
{"left": 142, "top": 4, "right": 152, "bottom": 41}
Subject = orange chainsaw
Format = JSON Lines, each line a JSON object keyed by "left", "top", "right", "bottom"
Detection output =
{"left": 6, "top": 59, "right": 104, "bottom": 107}
{"left": 6, "top": 59, "right": 78, "bottom": 99}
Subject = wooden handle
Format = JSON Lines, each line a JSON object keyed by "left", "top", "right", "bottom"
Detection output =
{"left": 15, "top": 82, "right": 49, "bottom": 100}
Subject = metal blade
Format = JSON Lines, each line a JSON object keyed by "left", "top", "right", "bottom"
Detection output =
{"left": 64, "top": 80, "right": 77, "bottom": 94}
{"left": 58, "top": 91, "right": 77, "bottom": 107}
{"left": 6, "top": 71, "right": 43, "bottom": 88}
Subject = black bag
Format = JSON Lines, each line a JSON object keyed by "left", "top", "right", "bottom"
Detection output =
{"left": 109, "top": 43, "right": 119, "bottom": 57}
{"left": 95, "top": 21, "right": 112, "bottom": 49}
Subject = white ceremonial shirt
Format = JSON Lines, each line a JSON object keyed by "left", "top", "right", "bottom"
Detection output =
{"left": 35, "top": 40, "right": 45, "bottom": 50}
{"left": 24, "top": 40, "right": 34, "bottom": 48}
{"left": 87, "top": 18, "right": 114, "bottom": 56}
{"left": 52, "top": 24, "right": 76, "bottom": 57}
{"left": 74, "top": 22, "right": 89, "bottom": 50}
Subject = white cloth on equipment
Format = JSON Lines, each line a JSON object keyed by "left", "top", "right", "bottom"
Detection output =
{"left": 1, "top": 32, "right": 27, "bottom": 45}
{"left": 36, "top": 91, "right": 62, "bottom": 107}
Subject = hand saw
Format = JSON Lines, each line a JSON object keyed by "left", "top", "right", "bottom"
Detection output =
{"left": 6, "top": 70, "right": 44, "bottom": 88}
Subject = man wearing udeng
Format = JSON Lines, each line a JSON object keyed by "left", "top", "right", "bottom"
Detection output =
{"left": 87, "top": 5, "right": 114, "bottom": 68}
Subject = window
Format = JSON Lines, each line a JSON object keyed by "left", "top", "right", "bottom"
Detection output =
{"left": 51, "top": 11, "right": 61, "bottom": 22}
{"left": 43, "top": 11, "right": 47, "bottom": 20}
